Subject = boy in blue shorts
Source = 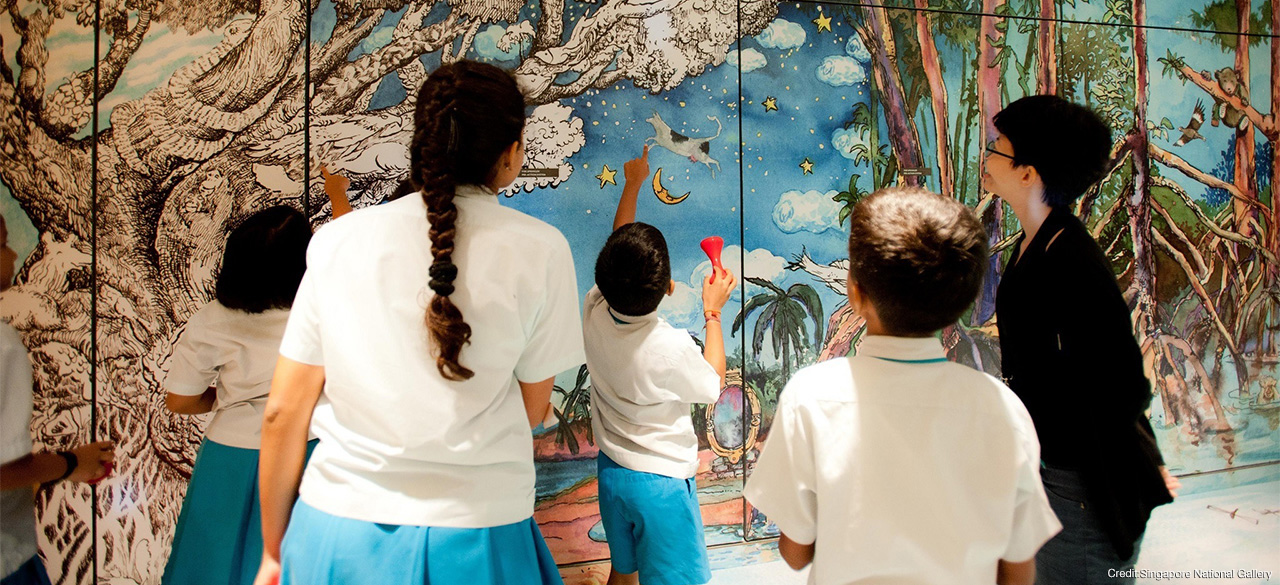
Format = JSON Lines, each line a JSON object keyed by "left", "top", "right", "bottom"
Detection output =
{"left": 744, "top": 187, "right": 1061, "bottom": 585}
{"left": 584, "top": 146, "right": 737, "bottom": 585}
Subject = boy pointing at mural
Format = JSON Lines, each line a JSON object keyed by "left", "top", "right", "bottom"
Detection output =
{"left": 744, "top": 188, "right": 1061, "bottom": 585}
{"left": 584, "top": 146, "right": 736, "bottom": 585}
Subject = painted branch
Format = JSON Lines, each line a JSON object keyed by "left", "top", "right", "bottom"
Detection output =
{"left": 189, "top": 0, "right": 306, "bottom": 112}
{"left": 443, "top": 20, "right": 483, "bottom": 64}
{"left": 1162, "top": 335, "right": 1229, "bottom": 428}
{"left": 1079, "top": 137, "right": 1133, "bottom": 219}
{"left": 1152, "top": 198, "right": 1209, "bottom": 280}
{"left": 0, "top": 77, "right": 92, "bottom": 239}
{"left": 1089, "top": 186, "right": 1127, "bottom": 241}
{"left": 1150, "top": 174, "right": 1276, "bottom": 265}
{"left": 40, "top": 8, "right": 153, "bottom": 138}
{"left": 313, "top": 9, "right": 391, "bottom": 87}
{"left": 316, "top": 15, "right": 469, "bottom": 114}
{"left": 10, "top": 7, "right": 52, "bottom": 112}
{"left": 1148, "top": 142, "right": 1271, "bottom": 218}
{"left": 1037, "top": 0, "right": 1057, "bottom": 94}
{"left": 913, "top": 0, "right": 953, "bottom": 196}
{"left": 1176, "top": 65, "right": 1275, "bottom": 141}
{"left": 1152, "top": 228, "right": 1240, "bottom": 356}
{"left": 534, "top": 0, "right": 566, "bottom": 53}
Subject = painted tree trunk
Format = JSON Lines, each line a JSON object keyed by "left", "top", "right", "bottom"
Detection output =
{"left": 973, "top": 0, "right": 1006, "bottom": 324}
{"left": 859, "top": 5, "right": 924, "bottom": 186}
{"left": 914, "top": 0, "right": 953, "bottom": 197}
{"left": 1271, "top": 4, "right": 1280, "bottom": 284}
{"left": 1038, "top": 0, "right": 1057, "bottom": 94}
{"left": 1231, "top": 0, "right": 1257, "bottom": 239}
{"left": 1129, "top": 0, "right": 1155, "bottom": 305}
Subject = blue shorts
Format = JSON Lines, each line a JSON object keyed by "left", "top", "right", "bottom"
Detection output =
{"left": 596, "top": 452, "right": 711, "bottom": 585}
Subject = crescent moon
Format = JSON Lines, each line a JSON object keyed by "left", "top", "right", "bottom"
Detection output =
{"left": 652, "top": 168, "right": 690, "bottom": 205}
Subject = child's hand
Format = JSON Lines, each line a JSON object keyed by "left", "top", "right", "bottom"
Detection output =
{"left": 67, "top": 441, "right": 115, "bottom": 483}
{"left": 320, "top": 165, "right": 350, "bottom": 199}
{"left": 702, "top": 267, "right": 736, "bottom": 312}
{"left": 623, "top": 145, "right": 650, "bottom": 186}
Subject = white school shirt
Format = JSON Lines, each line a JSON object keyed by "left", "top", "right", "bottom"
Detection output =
{"left": 583, "top": 286, "right": 720, "bottom": 479}
{"left": 743, "top": 335, "right": 1061, "bottom": 585}
{"left": 0, "top": 321, "right": 36, "bottom": 577}
{"left": 164, "top": 302, "right": 291, "bottom": 449}
{"left": 280, "top": 185, "right": 585, "bottom": 527}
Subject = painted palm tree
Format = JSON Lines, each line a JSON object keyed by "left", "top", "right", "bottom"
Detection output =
{"left": 551, "top": 364, "right": 593, "bottom": 455}
{"left": 731, "top": 278, "right": 824, "bottom": 381}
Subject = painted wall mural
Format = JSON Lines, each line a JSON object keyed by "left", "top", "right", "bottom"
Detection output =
{"left": 0, "top": 0, "right": 1275, "bottom": 583}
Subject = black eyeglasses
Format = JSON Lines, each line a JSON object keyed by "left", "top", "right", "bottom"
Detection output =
{"left": 985, "top": 140, "right": 1015, "bottom": 161}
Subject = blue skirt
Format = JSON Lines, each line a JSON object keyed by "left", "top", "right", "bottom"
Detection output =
{"left": 162, "top": 438, "right": 317, "bottom": 585}
{"left": 280, "top": 500, "right": 563, "bottom": 585}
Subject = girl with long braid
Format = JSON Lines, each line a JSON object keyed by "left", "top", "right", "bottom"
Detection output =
{"left": 254, "top": 61, "right": 584, "bottom": 585}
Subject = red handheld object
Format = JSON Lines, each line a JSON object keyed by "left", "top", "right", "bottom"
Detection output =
{"left": 86, "top": 461, "right": 114, "bottom": 485}
{"left": 700, "top": 236, "right": 724, "bottom": 283}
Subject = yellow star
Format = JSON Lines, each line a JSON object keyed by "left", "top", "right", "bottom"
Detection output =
{"left": 799, "top": 158, "right": 815, "bottom": 175}
{"left": 762, "top": 96, "right": 779, "bottom": 112}
{"left": 596, "top": 165, "right": 617, "bottom": 188}
{"left": 813, "top": 13, "right": 832, "bottom": 33}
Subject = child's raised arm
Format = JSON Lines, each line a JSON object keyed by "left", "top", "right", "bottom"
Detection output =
{"left": 701, "top": 266, "right": 736, "bottom": 387}
{"left": 613, "top": 145, "right": 650, "bottom": 231}
{"left": 320, "top": 165, "right": 354, "bottom": 219}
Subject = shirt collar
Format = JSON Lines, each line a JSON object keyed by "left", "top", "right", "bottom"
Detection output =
{"left": 456, "top": 184, "right": 499, "bottom": 200}
{"left": 857, "top": 335, "right": 946, "bottom": 362}
{"left": 607, "top": 306, "right": 659, "bottom": 326}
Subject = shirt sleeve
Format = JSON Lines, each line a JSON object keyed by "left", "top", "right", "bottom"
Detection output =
{"left": 1, "top": 327, "right": 34, "bottom": 465}
{"left": 743, "top": 382, "right": 819, "bottom": 545}
{"left": 164, "top": 308, "right": 223, "bottom": 396}
{"left": 1002, "top": 391, "right": 1063, "bottom": 561}
{"left": 664, "top": 333, "right": 721, "bottom": 404}
{"left": 515, "top": 236, "right": 586, "bottom": 382}
{"left": 279, "top": 268, "right": 325, "bottom": 366}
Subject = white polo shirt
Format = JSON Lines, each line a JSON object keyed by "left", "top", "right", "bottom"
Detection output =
{"left": 583, "top": 286, "right": 721, "bottom": 479}
{"left": 280, "top": 185, "right": 584, "bottom": 528}
{"left": 1, "top": 321, "right": 36, "bottom": 577}
{"left": 744, "top": 335, "right": 1061, "bottom": 585}
{"left": 164, "top": 302, "right": 291, "bottom": 450}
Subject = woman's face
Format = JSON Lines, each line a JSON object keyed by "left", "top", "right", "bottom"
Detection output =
{"left": 981, "top": 133, "right": 1024, "bottom": 204}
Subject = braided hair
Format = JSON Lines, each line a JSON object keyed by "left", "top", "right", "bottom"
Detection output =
{"left": 409, "top": 60, "right": 525, "bottom": 381}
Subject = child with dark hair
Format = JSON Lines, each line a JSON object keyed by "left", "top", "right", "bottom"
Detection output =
{"left": 584, "top": 146, "right": 736, "bottom": 585}
{"left": 256, "top": 60, "right": 584, "bottom": 585}
{"left": 988, "top": 95, "right": 1176, "bottom": 585}
{"left": 161, "top": 205, "right": 314, "bottom": 585}
{"left": 744, "top": 188, "right": 1061, "bottom": 585}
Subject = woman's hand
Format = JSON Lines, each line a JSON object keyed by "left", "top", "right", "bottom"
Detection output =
{"left": 1159, "top": 466, "right": 1181, "bottom": 499}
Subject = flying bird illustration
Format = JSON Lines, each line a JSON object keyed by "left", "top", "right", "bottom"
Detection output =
{"left": 1173, "top": 101, "right": 1206, "bottom": 147}
{"left": 787, "top": 248, "right": 849, "bottom": 295}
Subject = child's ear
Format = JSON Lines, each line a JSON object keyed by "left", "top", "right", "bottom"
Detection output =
{"left": 668, "top": 280, "right": 676, "bottom": 296}
{"left": 1018, "top": 164, "right": 1040, "bottom": 188}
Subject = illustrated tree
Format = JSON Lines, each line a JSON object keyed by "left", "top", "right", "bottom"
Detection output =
{"left": 550, "top": 364, "right": 592, "bottom": 456}
{"left": 0, "top": 0, "right": 777, "bottom": 582}
{"left": 731, "top": 278, "right": 824, "bottom": 383}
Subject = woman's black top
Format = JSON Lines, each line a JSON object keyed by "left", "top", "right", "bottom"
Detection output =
{"left": 996, "top": 206, "right": 1172, "bottom": 560}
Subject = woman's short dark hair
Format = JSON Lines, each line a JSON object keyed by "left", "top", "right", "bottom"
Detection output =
{"left": 594, "top": 223, "right": 671, "bottom": 317}
{"left": 847, "top": 188, "right": 988, "bottom": 336}
{"left": 993, "top": 95, "right": 1112, "bottom": 207}
{"left": 215, "top": 205, "right": 311, "bottom": 313}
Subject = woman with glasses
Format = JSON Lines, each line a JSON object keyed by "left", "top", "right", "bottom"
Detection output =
{"left": 984, "top": 95, "right": 1178, "bottom": 585}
